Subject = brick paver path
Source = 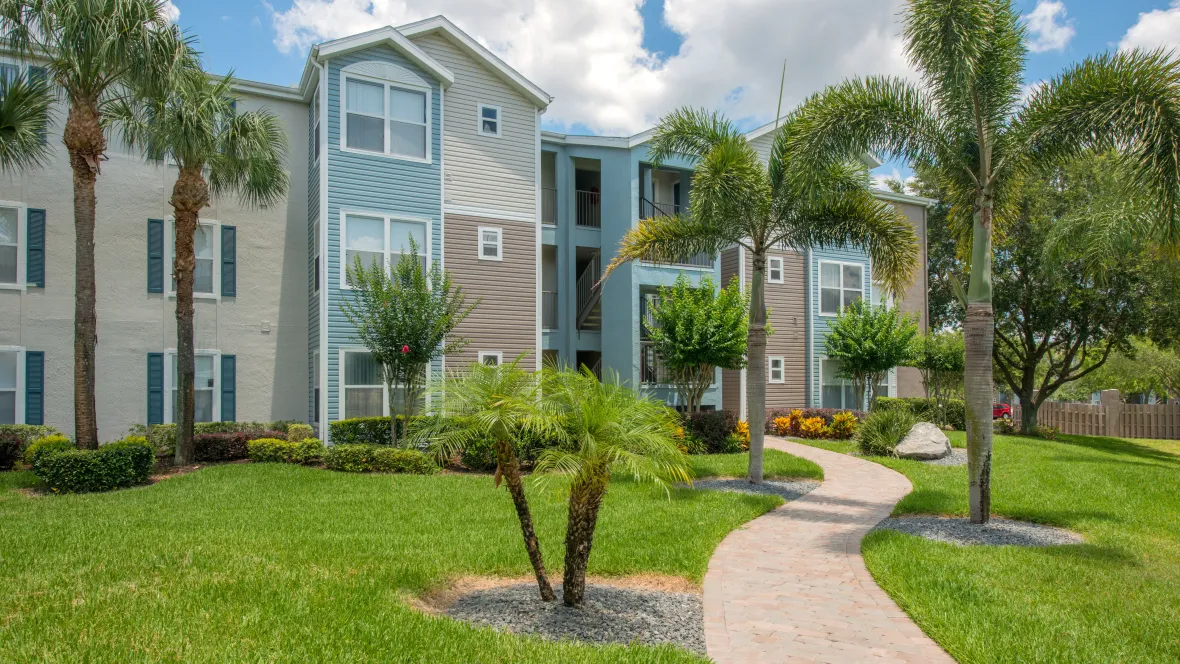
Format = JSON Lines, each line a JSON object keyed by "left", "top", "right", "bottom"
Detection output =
{"left": 702, "top": 437, "right": 955, "bottom": 663}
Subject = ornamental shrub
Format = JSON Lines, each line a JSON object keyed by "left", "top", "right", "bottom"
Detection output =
{"left": 1036, "top": 425, "right": 1060, "bottom": 440}
{"left": 771, "top": 416, "right": 793, "bottom": 437}
{"left": 459, "top": 435, "right": 498, "bottom": 471}
{"left": 873, "top": 397, "right": 965, "bottom": 430}
{"left": 0, "top": 424, "right": 61, "bottom": 451}
{"left": 329, "top": 416, "right": 414, "bottom": 446}
{"left": 323, "top": 444, "right": 379, "bottom": 472}
{"left": 735, "top": 420, "right": 751, "bottom": 448}
{"left": 129, "top": 421, "right": 295, "bottom": 458}
{"left": 829, "top": 411, "right": 859, "bottom": 439}
{"left": 764, "top": 408, "right": 867, "bottom": 433}
{"left": 856, "top": 409, "right": 919, "bottom": 456}
{"left": 797, "top": 417, "right": 829, "bottom": 439}
{"left": 34, "top": 438, "right": 154, "bottom": 493}
{"left": 0, "top": 432, "right": 22, "bottom": 470}
{"left": 286, "top": 423, "right": 315, "bottom": 442}
{"left": 994, "top": 416, "right": 1017, "bottom": 435}
{"left": 193, "top": 432, "right": 249, "bottom": 462}
{"left": 371, "top": 447, "right": 438, "bottom": 474}
{"left": 683, "top": 410, "right": 738, "bottom": 454}
{"left": 25, "top": 435, "right": 74, "bottom": 468}
{"left": 248, "top": 438, "right": 324, "bottom": 464}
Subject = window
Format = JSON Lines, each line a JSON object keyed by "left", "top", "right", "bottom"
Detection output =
{"left": 478, "top": 104, "right": 501, "bottom": 137}
{"left": 313, "top": 219, "right": 321, "bottom": 293}
{"left": 312, "top": 85, "right": 321, "bottom": 163}
{"left": 819, "top": 261, "right": 863, "bottom": 315}
{"left": 166, "top": 352, "right": 218, "bottom": 424}
{"left": 821, "top": 358, "right": 861, "bottom": 410}
{"left": 342, "top": 213, "right": 428, "bottom": 288}
{"left": 872, "top": 280, "right": 891, "bottom": 308}
{"left": 478, "top": 351, "right": 503, "bottom": 367}
{"left": 478, "top": 227, "right": 502, "bottom": 261}
{"left": 768, "top": 356, "right": 784, "bottom": 384}
{"left": 767, "top": 256, "right": 783, "bottom": 284}
{"left": 342, "top": 350, "right": 383, "bottom": 419}
{"left": 0, "top": 205, "right": 20, "bottom": 286}
{"left": 344, "top": 75, "right": 429, "bottom": 161}
{"left": 168, "top": 221, "right": 218, "bottom": 296}
{"left": 0, "top": 349, "right": 17, "bottom": 424}
{"left": 312, "top": 351, "right": 320, "bottom": 424}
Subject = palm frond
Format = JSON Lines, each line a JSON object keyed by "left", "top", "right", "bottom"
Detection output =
{"left": 602, "top": 213, "right": 733, "bottom": 282}
{"left": 0, "top": 71, "right": 53, "bottom": 171}
{"left": 645, "top": 107, "right": 746, "bottom": 167}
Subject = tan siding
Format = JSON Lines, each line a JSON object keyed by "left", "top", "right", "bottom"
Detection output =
{"left": 891, "top": 201, "right": 928, "bottom": 398}
{"left": 748, "top": 249, "right": 808, "bottom": 408}
{"left": 445, "top": 214, "right": 536, "bottom": 368}
{"left": 721, "top": 247, "right": 742, "bottom": 414}
{"left": 411, "top": 34, "right": 538, "bottom": 218}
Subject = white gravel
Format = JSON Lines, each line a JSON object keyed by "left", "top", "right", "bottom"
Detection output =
{"left": 921, "top": 449, "right": 968, "bottom": 466}
{"left": 446, "top": 583, "right": 704, "bottom": 653}
{"left": 689, "top": 478, "right": 820, "bottom": 501}
{"left": 874, "top": 516, "right": 1084, "bottom": 546}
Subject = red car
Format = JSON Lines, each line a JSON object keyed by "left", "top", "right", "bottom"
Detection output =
{"left": 992, "top": 403, "right": 1012, "bottom": 419}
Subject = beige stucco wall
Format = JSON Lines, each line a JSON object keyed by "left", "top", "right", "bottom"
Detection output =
{"left": 0, "top": 90, "right": 309, "bottom": 441}
{"left": 890, "top": 200, "right": 929, "bottom": 398}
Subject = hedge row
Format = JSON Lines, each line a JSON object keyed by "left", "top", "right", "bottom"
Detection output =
{"left": 0, "top": 424, "right": 61, "bottom": 452}
{"left": 324, "top": 444, "right": 438, "bottom": 475}
{"left": 130, "top": 421, "right": 301, "bottom": 458}
{"left": 681, "top": 410, "right": 741, "bottom": 454}
{"left": 248, "top": 438, "right": 325, "bottom": 464}
{"left": 872, "top": 397, "right": 965, "bottom": 430}
{"left": 29, "top": 436, "right": 155, "bottom": 493}
{"left": 327, "top": 417, "right": 414, "bottom": 446}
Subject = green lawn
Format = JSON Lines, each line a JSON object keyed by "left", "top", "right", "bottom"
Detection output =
{"left": 689, "top": 449, "right": 823, "bottom": 480}
{"left": 0, "top": 458, "right": 792, "bottom": 662}
{"left": 804, "top": 432, "right": 1180, "bottom": 663}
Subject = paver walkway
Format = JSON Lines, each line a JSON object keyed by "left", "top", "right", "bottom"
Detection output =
{"left": 702, "top": 437, "right": 955, "bottom": 663}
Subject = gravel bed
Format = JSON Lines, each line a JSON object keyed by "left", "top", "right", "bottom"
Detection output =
{"left": 874, "top": 516, "right": 1083, "bottom": 547}
{"left": 446, "top": 583, "right": 704, "bottom": 653}
{"left": 921, "top": 449, "right": 968, "bottom": 466}
{"left": 689, "top": 478, "right": 820, "bottom": 501}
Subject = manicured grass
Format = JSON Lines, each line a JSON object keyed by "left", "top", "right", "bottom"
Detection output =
{"left": 689, "top": 449, "right": 823, "bottom": 480}
{"left": 0, "top": 462, "right": 785, "bottom": 662}
{"left": 806, "top": 431, "right": 1180, "bottom": 663}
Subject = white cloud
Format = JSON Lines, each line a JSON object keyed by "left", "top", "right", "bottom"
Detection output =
{"left": 162, "top": 0, "right": 180, "bottom": 23}
{"left": 871, "top": 168, "right": 914, "bottom": 193}
{"left": 1024, "top": 1, "right": 1075, "bottom": 53}
{"left": 268, "top": 0, "right": 914, "bottom": 136}
{"left": 1120, "top": 1, "right": 1180, "bottom": 52}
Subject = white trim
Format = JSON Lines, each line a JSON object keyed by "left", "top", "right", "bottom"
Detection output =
{"left": 165, "top": 217, "right": 221, "bottom": 300}
{"left": 477, "top": 103, "right": 502, "bottom": 137}
{"left": 872, "top": 189, "right": 938, "bottom": 207}
{"left": 768, "top": 356, "right": 785, "bottom": 384}
{"left": 0, "top": 201, "right": 27, "bottom": 292}
{"left": 478, "top": 351, "right": 504, "bottom": 366}
{"left": 767, "top": 255, "right": 784, "bottom": 284}
{"left": 439, "top": 79, "right": 446, "bottom": 379}
{"left": 311, "top": 83, "right": 322, "bottom": 165}
{"left": 338, "top": 347, "right": 388, "bottom": 419}
{"left": 163, "top": 349, "right": 222, "bottom": 425}
{"left": 317, "top": 60, "right": 330, "bottom": 435}
{"left": 807, "top": 248, "right": 814, "bottom": 406}
{"left": 338, "top": 209, "right": 433, "bottom": 291}
{"left": 817, "top": 260, "right": 865, "bottom": 316}
{"left": 534, "top": 109, "right": 542, "bottom": 372}
{"left": 443, "top": 204, "right": 535, "bottom": 223}
{"left": 477, "top": 226, "right": 502, "bottom": 261}
{"left": 0, "top": 346, "right": 25, "bottom": 425}
{"left": 316, "top": 26, "right": 455, "bottom": 88}
{"left": 339, "top": 69, "right": 432, "bottom": 164}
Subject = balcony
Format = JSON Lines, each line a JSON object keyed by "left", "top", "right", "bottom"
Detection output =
{"left": 576, "top": 190, "right": 601, "bottom": 228}
{"left": 541, "top": 291, "right": 558, "bottom": 330}
{"left": 542, "top": 187, "right": 557, "bottom": 226}
{"left": 640, "top": 197, "right": 679, "bottom": 219}
{"left": 640, "top": 341, "right": 676, "bottom": 385}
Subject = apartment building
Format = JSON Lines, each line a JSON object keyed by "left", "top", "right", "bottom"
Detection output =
{"left": 0, "top": 15, "right": 930, "bottom": 440}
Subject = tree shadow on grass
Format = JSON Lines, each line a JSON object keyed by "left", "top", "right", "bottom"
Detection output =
{"left": 1051, "top": 435, "right": 1180, "bottom": 466}
{"left": 1035, "top": 542, "right": 1139, "bottom": 567}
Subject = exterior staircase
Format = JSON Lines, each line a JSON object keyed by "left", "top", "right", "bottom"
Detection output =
{"left": 576, "top": 251, "right": 602, "bottom": 330}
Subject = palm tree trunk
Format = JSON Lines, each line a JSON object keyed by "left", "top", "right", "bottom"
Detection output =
{"left": 496, "top": 442, "right": 555, "bottom": 601}
{"left": 746, "top": 251, "right": 767, "bottom": 483}
{"left": 563, "top": 470, "right": 608, "bottom": 607}
{"left": 63, "top": 101, "right": 104, "bottom": 449}
{"left": 171, "top": 167, "right": 209, "bottom": 466}
{"left": 965, "top": 203, "right": 995, "bottom": 524}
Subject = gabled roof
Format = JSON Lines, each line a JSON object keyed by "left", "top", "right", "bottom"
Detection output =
{"left": 311, "top": 25, "right": 455, "bottom": 89}
{"left": 397, "top": 15, "right": 552, "bottom": 109}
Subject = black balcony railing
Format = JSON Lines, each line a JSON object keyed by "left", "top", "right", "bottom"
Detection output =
{"left": 541, "top": 291, "right": 558, "bottom": 330}
{"left": 640, "top": 342, "right": 676, "bottom": 385}
{"left": 576, "top": 190, "right": 601, "bottom": 228}
{"left": 640, "top": 197, "right": 679, "bottom": 219}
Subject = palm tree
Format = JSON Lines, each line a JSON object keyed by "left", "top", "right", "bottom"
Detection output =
{"left": 0, "top": 72, "right": 52, "bottom": 171}
{"left": 602, "top": 107, "right": 919, "bottom": 483}
{"left": 410, "top": 359, "right": 561, "bottom": 601}
{"left": 536, "top": 366, "right": 690, "bottom": 607}
{"left": 0, "top": 0, "right": 195, "bottom": 448}
{"left": 786, "top": 0, "right": 1180, "bottom": 523}
{"left": 112, "top": 69, "right": 289, "bottom": 465}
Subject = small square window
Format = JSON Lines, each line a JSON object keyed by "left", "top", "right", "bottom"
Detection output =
{"left": 478, "top": 227, "right": 502, "bottom": 261}
{"left": 768, "top": 357, "right": 784, "bottom": 384}
{"left": 479, "top": 351, "right": 503, "bottom": 367}
{"left": 767, "top": 256, "right": 783, "bottom": 284}
{"left": 478, "top": 104, "right": 501, "bottom": 137}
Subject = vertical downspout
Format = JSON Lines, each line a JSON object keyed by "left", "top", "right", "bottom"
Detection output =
{"left": 806, "top": 247, "right": 813, "bottom": 407}
{"left": 739, "top": 244, "right": 747, "bottom": 420}
{"left": 317, "top": 57, "right": 330, "bottom": 438}
{"left": 534, "top": 109, "right": 543, "bottom": 371}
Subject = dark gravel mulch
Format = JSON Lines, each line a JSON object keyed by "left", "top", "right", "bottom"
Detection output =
{"left": 874, "top": 516, "right": 1084, "bottom": 547}
{"left": 446, "top": 582, "right": 705, "bottom": 653}
{"left": 921, "top": 449, "right": 968, "bottom": 466}
{"left": 689, "top": 478, "right": 820, "bottom": 501}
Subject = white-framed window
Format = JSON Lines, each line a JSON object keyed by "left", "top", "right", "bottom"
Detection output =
{"left": 767, "top": 256, "right": 784, "bottom": 284}
{"left": 768, "top": 356, "right": 784, "bottom": 384}
{"left": 477, "top": 103, "right": 501, "bottom": 137}
{"left": 819, "top": 261, "right": 863, "bottom": 315}
{"left": 0, "top": 202, "right": 27, "bottom": 289}
{"left": 313, "top": 219, "right": 321, "bottom": 294}
{"left": 342, "top": 73, "right": 430, "bottom": 162}
{"left": 167, "top": 219, "right": 219, "bottom": 298}
{"left": 478, "top": 351, "right": 503, "bottom": 367}
{"left": 164, "top": 350, "right": 220, "bottom": 424}
{"left": 341, "top": 349, "right": 384, "bottom": 419}
{"left": 872, "top": 280, "right": 892, "bottom": 308}
{"left": 312, "top": 351, "right": 321, "bottom": 424}
{"left": 821, "top": 358, "right": 861, "bottom": 410}
{"left": 341, "top": 211, "right": 429, "bottom": 288}
{"left": 0, "top": 347, "right": 23, "bottom": 425}
{"left": 312, "top": 84, "right": 321, "bottom": 163}
{"left": 478, "top": 226, "right": 502, "bottom": 261}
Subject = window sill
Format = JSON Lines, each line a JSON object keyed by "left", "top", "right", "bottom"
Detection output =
{"left": 338, "top": 145, "right": 432, "bottom": 165}
{"left": 0, "top": 283, "right": 26, "bottom": 292}
{"left": 638, "top": 261, "right": 713, "bottom": 271}
{"left": 477, "top": 255, "right": 503, "bottom": 262}
{"left": 168, "top": 292, "right": 220, "bottom": 301}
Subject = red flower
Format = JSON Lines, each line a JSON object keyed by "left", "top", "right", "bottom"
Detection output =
{"left": 401, "top": 344, "right": 410, "bottom": 354}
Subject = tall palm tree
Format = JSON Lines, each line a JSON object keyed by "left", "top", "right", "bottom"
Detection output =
{"left": 410, "top": 359, "right": 562, "bottom": 602}
{"left": 536, "top": 366, "right": 690, "bottom": 607}
{"left": 0, "top": 72, "right": 52, "bottom": 171}
{"left": 603, "top": 107, "right": 918, "bottom": 483}
{"left": 0, "top": 0, "right": 195, "bottom": 448}
{"left": 787, "top": 0, "right": 1180, "bottom": 523}
{"left": 112, "top": 69, "right": 288, "bottom": 465}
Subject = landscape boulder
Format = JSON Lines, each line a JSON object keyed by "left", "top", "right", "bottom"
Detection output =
{"left": 895, "top": 422, "right": 951, "bottom": 460}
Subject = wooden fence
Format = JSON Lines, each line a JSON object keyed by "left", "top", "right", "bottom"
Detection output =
{"left": 1013, "top": 391, "right": 1180, "bottom": 439}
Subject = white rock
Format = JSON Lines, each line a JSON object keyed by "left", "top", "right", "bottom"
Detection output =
{"left": 895, "top": 422, "right": 951, "bottom": 460}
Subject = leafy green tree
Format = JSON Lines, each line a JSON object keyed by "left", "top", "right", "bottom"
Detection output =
{"left": 602, "top": 106, "right": 918, "bottom": 483}
{"left": 114, "top": 71, "right": 289, "bottom": 465}
{"left": 906, "top": 330, "right": 965, "bottom": 426}
{"left": 824, "top": 300, "right": 918, "bottom": 409}
{"left": 412, "top": 359, "right": 560, "bottom": 602}
{"left": 342, "top": 238, "right": 477, "bottom": 443}
{"left": 0, "top": 72, "right": 52, "bottom": 171}
{"left": 646, "top": 275, "right": 748, "bottom": 413}
{"left": 0, "top": 0, "right": 196, "bottom": 448}
{"left": 789, "top": 0, "right": 1180, "bottom": 521}
{"left": 537, "top": 367, "right": 690, "bottom": 607}
{"left": 1052, "top": 344, "right": 1164, "bottom": 403}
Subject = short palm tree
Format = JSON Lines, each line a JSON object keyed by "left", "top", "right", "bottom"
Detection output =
{"left": 0, "top": 0, "right": 195, "bottom": 448}
{"left": 787, "top": 0, "right": 1180, "bottom": 522}
{"left": 603, "top": 107, "right": 918, "bottom": 483}
{"left": 537, "top": 367, "right": 691, "bottom": 607}
{"left": 410, "top": 359, "right": 561, "bottom": 602}
{"left": 112, "top": 69, "right": 288, "bottom": 465}
{"left": 0, "top": 72, "right": 52, "bottom": 171}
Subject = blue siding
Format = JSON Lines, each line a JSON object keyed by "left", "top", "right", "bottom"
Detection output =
{"left": 808, "top": 247, "right": 870, "bottom": 406}
{"left": 308, "top": 88, "right": 321, "bottom": 426}
{"left": 324, "top": 47, "right": 444, "bottom": 427}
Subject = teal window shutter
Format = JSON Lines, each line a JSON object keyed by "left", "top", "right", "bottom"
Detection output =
{"left": 221, "top": 225, "right": 236, "bottom": 297}
{"left": 25, "top": 351, "right": 44, "bottom": 425}
{"left": 147, "top": 353, "right": 164, "bottom": 425}
{"left": 27, "top": 66, "right": 48, "bottom": 144}
{"left": 221, "top": 355, "right": 236, "bottom": 422}
{"left": 147, "top": 219, "right": 164, "bottom": 293}
{"left": 26, "top": 208, "right": 45, "bottom": 287}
